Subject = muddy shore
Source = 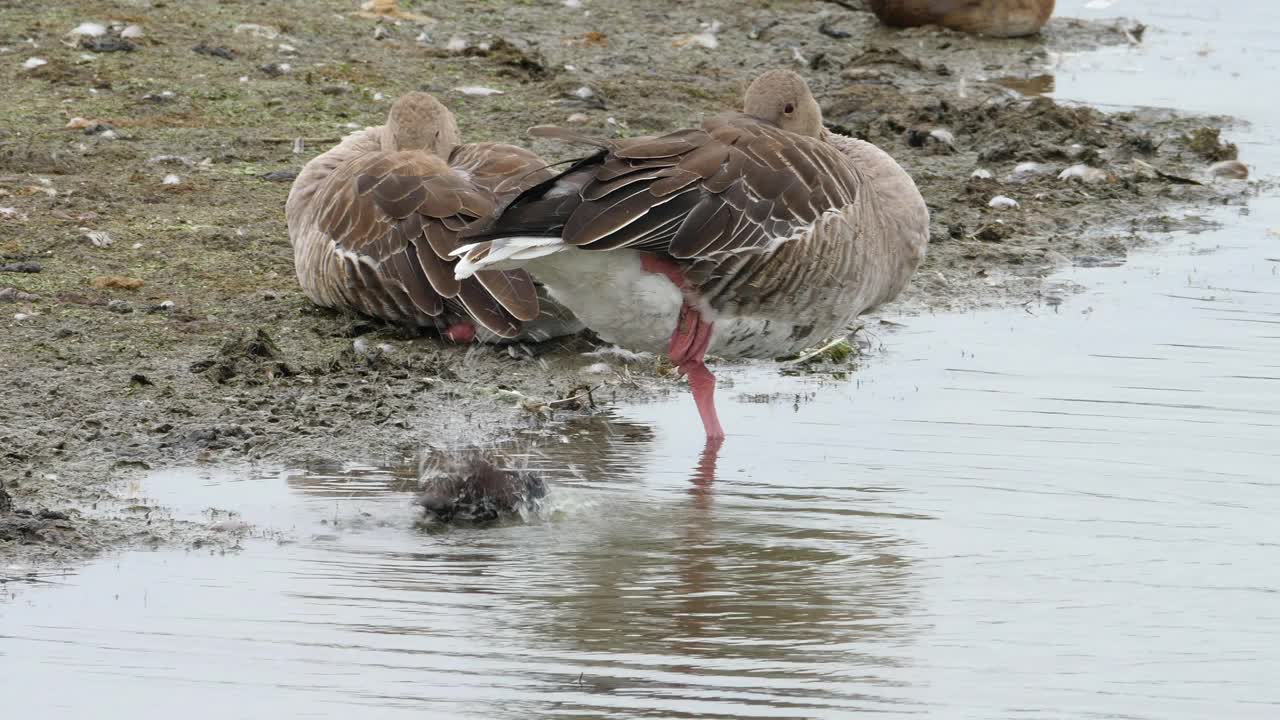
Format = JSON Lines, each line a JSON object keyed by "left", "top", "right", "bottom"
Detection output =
{"left": 0, "top": 0, "right": 1253, "bottom": 563}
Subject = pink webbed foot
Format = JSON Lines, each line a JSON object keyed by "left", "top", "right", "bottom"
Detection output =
{"left": 443, "top": 322, "right": 476, "bottom": 344}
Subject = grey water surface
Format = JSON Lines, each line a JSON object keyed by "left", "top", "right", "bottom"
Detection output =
{"left": 3, "top": 1, "right": 1278, "bottom": 717}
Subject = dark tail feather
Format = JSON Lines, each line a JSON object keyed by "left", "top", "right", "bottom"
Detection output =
{"left": 462, "top": 152, "right": 607, "bottom": 242}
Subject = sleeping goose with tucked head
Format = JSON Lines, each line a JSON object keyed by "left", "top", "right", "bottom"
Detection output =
{"left": 867, "top": 0, "right": 1055, "bottom": 38}
{"left": 453, "top": 70, "right": 929, "bottom": 440}
{"left": 286, "top": 92, "right": 581, "bottom": 343}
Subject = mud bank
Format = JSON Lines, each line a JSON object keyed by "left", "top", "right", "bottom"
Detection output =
{"left": 0, "top": 0, "right": 1253, "bottom": 563}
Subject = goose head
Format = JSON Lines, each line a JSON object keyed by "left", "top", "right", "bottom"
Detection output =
{"left": 383, "top": 91, "right": 460, "bottom": 157}
{"left": 743, "top": 69, "right": 824, "bottom": 139}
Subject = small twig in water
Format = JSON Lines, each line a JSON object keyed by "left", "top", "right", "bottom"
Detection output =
{"left": 546, "top": 384, "right": 601, "bottom": 408}
{"left": 780, "top": 335, "right": 851, "bottom": 366}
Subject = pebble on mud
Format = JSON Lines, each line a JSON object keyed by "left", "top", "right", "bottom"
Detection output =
{"left": 0, "top": 287, "right": 39, "bottom": 302}
{"left": 259, "top": 62, "right": 292, "bottom": 77}
{"left": 989, "top": 195, "right": 1020, "bottom": 210}
{"left": 673, "top": 20, "right": 721, "bottom": 50}
{"left": 0, "top": 262, "right": 42, "bottom": 273}
{"left": 970, "top": 168, "right": 994, "bottom": 180}
{"left": 1058, "top": 164, "right": 1110, "bottom": 184}
{"left": 162, "top": 174, "right": 182, "bottom": 185}
{"left": 22, "top": 57, "right": 47, "bottom": 70}
{"left": 82, "top": 229, "right": 113, "bottom": 247}
{"left": 905, "top": 127, "right": 956, "bottom": 153}
{"left": 234, "top": 23, "right": 280, "bottom": 40}
{"left": 455, "top": 86, "right": 504, "bottom": 96}
{"left": 68, "top": 22, "right": 108, "bottom": 38}
{"left": 1010, "top": 162, "right": 1055, "bottom": 181}
{"left": 446, "top": 35, "right": 469, "bottom": 53}
{"left": 1209, "top": 160, "right": 1249, "bottom": 180}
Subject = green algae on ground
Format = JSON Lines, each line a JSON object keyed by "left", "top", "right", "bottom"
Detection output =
{"left": 1182, "top": 127, "right": 1239, "bottom": 161}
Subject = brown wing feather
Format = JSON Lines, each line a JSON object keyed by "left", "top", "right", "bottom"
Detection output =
{"left": 549, "top": 114, "right": 857, "bottom": 263}
{"left": 456, "top": 277, "right": 521, "bottom": 338}
{"left": 474, "top": 269, "right": 539, "bottom": 322}
{"left": 312, "top": 146, "right": 544, "bottom": 329}
{"left": 451, "top": 142, "right": 558, "bottom": 201}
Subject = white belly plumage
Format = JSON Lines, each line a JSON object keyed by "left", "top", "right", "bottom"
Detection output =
{"left": 520, "top": 247, "right": 847, "bottom": 359}
{"left": 522, "top": 249, "right": 682, "bottom": 354}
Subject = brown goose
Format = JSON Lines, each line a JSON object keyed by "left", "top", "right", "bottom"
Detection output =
{"left": 453, "top": 70, "right": 929, "bottom": 440}
{"left": 286, "top": 92, "right": 581, "bottom": 343}
{"left": 867, "top": 0, "right": 1055, "bottom": 37}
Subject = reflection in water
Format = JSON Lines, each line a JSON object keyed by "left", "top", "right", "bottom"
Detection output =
{"left": 688, "top": 437, "right": 722, "bottom": 501}
{"left": 515, "top": 432, "right": 922, "bottom": 715}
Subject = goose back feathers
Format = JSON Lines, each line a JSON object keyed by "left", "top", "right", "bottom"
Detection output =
{"left": 460, "top": 113, "right": 928, "bottom": 357}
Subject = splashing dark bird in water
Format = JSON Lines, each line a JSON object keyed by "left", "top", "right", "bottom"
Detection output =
{"left": 416, "top": 449, "right": 547, "bottom": 525}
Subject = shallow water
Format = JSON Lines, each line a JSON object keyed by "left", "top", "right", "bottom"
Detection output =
{"left": 4, "top": 1, "right": 1280, "bottom": 717}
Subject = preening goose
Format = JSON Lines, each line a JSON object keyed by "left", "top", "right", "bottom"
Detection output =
{"left": 286, "top": 92, "right": 582, "bottom": 343}
{"left": 867, "top": 0, "right": 1055, "bottom": 37}
{"left": 453, "top": 70, "right": 930, "bottom": 440}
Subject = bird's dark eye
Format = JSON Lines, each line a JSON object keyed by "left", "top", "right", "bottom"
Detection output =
{"left": 783, "top": 103, "right": 795, "bottom": 114}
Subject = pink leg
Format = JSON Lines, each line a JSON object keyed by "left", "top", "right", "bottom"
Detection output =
{"left": 443, "top": 321, "right": 476, "bottom": 343}
{"left": 683, "top": 358, "right": 724, "bottom": 441}
{"left": 640, "top": 254, "right": 725, "bottom": 441}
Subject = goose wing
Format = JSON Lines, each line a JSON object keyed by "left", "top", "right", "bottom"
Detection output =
{"left": 315, "top": 149, "right": 539, "bottom": 336}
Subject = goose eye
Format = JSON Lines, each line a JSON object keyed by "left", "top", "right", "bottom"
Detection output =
{"left": 783, "top": 103, "right": 795, "bottom": 114}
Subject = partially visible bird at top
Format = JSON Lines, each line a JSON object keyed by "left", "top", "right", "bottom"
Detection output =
{"left": 867, "top": 0, "right": 1056, "bottom": 38}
